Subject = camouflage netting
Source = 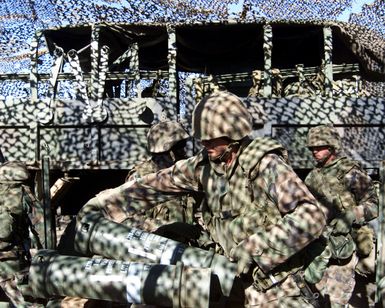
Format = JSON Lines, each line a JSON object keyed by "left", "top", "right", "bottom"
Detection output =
{"left": 0, "top": 0, "right": 384, "bottom": 95}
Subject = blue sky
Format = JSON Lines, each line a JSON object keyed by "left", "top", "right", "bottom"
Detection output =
{"left": 227, "top": 0, "right": 377, "bottom": 21}
{"left": 338, "top": 0, "right": 376, "bottom": 21}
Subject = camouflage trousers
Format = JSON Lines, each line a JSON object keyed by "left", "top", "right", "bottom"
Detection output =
{"left": 0, "top": 275, "right": 28, "bottom": 307}
{"left": 0, "top": 269, "right": 42, "bottom": 308}
{"left": 315, "top": 252, "right": 358, "bottom": 306}
{"left": 226, "top": 274, "right": 315, "bottom": 308}
{"left": 245, "top": 274, "right": 315, "bottom": 308}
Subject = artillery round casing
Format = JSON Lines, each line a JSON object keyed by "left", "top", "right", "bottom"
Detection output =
{"left": 29, "top": 249, "right": 211, "bottom": 307}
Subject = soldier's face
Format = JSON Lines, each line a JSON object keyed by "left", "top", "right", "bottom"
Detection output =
{"left": 201, "top": 137, "right": 231, "bottom": 161}
{"left": 310, "top": 146, "right": 332, "bottom": 162}
{"left": 171, "top": 140, "right": 188, "bottom": 161}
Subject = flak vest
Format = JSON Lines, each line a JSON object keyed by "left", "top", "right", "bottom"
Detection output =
{"left": 305, "top": 157, "right": 375, "bottom": 260}
{"left": 0, "top": 183, "right": 34, "bottom": 277}
{"left": 305, "top": 157, "right": 358, "bottom": 217}
{"left": 199, "top": 137, "right": 302, "bottom": 290}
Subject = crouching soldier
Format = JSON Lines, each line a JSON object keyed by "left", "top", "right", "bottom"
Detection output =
{"left": 124, "top": 121, "right": 204, "bottom": 244}
{"left": 0, "top": 161, "right": 44, "bottom": 307}
{"left": 76, "top": 121, "right": 204, "bottom": 245}
{"left": 82, "top": 91, "right": 327, "bottom": 307}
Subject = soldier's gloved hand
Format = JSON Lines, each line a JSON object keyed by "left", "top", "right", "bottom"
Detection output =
{"left": 330, "top": 210, "right": 356, "bottom": 235}
{"left": 229, "top": 244, "right": 254, "bottom": 276}
{"left": 154, "top": 222, "right": 202, "bottom": 243}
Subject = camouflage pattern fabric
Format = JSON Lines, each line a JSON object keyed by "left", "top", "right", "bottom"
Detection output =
{"left": 0, "top": 184, "right": 44, "bottom": 251}
{"left": 0, "top": 275, "right": 26, "bottom": 307}
{"left": 307, "top": 124, "right": 342, "bottom": 152}
{"left": 243, "top": 274, "right": 313, "bottom": 307}
{"left": 87, "top": 136, "right": 326, "bottom": 305}
{"left": 0, "top": 162, "right": 29, "bottom": 183}
{"left": 126, "top": 157, "right": 197, "bottom": 226}
{"left": 0, "top": 267, "right": 42, "bottom": 307}
{"left": 22, "top": 186, "right": 45, "bottom": 250}
{"left": 77, "top": 152, "right": 200, "bottom": 243}
{"left": 0, "top": 184, "right": 29, "bottom": 307}
{"left": 192, "top": 91, "right": 253, "bottom": 141}
{"left": 0, "top": 162, "right": 44, "bottom": 307}
{"left": 304, "top": 155, "right": 378, "bottom": 305}
{"left": 305, "top": 156, "right": 378, "bottom": 224}
{"left": 121, "top": 120, "right": 195, "bottom": 230}
{"left": 0, "top": 184, "right": 28, "bottom": 250}
{"left": 315, "top": 253, "right": 359, "bottom": 306}
{"left": 146, "top": 121, "right": 189, "bottom": 154}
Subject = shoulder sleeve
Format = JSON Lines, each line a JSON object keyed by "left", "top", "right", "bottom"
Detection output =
{"left": 344, "top": 166, "right": 378, "bottom": 222}
{"left": 91, "top": 154, "right": 205, "bottom": 215}
{"left": 243, "top": 154, "right": 326, "bottom": 272}
{"left": 259, "top": 153, "right": 317, "bottom": 213}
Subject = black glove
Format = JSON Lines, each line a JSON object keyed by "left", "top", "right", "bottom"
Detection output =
{"left": 330, "top": 210, "right": 356, "bottom": 235}
{"left": 154, "top": 222, "right": 202, "bottom": 243}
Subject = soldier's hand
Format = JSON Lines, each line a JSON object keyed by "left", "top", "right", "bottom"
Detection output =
{"left": 229, "top": 244, "right": 254, "bottom": 276}
{"left": 154, "top": 222, "right": 202, "bottom": 242}
{"left": 330, "top": 210, "right": 356, "bottom": 235}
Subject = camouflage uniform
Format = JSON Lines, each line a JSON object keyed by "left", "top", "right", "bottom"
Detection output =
{"left": 0, "top": 161, "right": 44, "bottom": 307}
{"left": 84, "top": 91, "right": 326, "bottom": 307}
{"left": 125, "top": 121, "right": 196, "bottom": 227}
{"left": 304, "top": 125, "right": 378, "bottom": 307}
{"left": 78, "top": 121, "right": 202, "bottom": 245}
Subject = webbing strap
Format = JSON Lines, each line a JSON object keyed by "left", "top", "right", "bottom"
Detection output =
{"left": 67, "top": 49, "right": 89, "bottom": 104}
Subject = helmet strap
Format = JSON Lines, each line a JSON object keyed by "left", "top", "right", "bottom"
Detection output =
{"left": 170, "top": 151, "right": 176, "bottom": 162}
{"left": 316, "top": 147, "right": 335, "bottom": 167}
{"left": 215, "top": 141, "right": 240, "bottom": 164}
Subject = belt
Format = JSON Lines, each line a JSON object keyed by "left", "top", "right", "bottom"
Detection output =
{"left": 292, "top": 272, "right": 321, "bottom": 308}
{"left": 0, "top": 250, "right": 19, "bottom": 261}
{"left": 212, "top": 210, "right": 240, "bottom": 219}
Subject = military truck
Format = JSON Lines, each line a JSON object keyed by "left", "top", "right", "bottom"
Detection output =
{"left": 0, "top": 19, "right": 384, "bottom": 306}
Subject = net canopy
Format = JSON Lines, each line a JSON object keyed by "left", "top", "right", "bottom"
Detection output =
{"left": 0, "top": 0, "right": 383, "bottom": 171}
{"left": 0, "top": 0, "right": 384, "bottom": 96}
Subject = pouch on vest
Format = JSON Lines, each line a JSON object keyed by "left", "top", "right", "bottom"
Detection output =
{"left": 252, "top": 251, "right": 304, "bottom": 291}
{"left": 352, "top": 225, "right": 374, "bottom": 257}
{"left": 328, "top": 233, "right": 355, "bottom": 259}
{"left": 0, "top": 184, "right": 28, "bottom": 250}
{"left": 303, "top": 237, "right": 332, "bottom": 284}
{"left": 0, "top": 211, "right": 15, "bottom": 242}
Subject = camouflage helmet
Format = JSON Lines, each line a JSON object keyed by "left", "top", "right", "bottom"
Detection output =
{"left": 147, "top": 121, "right": 189, "bottom": 153}
{"left": 192, "top": 91, "right": 252, "bottom": 141}
{"left": 307, "top": 124, "right": 342, "bottom": 151}
{"left": 0, "top": 161, "right": 30, "bottom": 183}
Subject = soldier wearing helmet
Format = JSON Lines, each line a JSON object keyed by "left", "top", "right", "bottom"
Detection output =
{"left": 127, "top": 120, "right": 190, "bottom": 180}
{"left": 97, "top": 120, "right": 200, "bottom": 244}
{"left": 303, "top": 124, "right": 378, "bottom": 307}
{"left": 77, "top": 90, "right": 326, "bottom": 307}
{"left": 123, "top": 121, "right": 200, "bottom": 239}
{"left": 306, "top": 124, "right": 342, "bottom": 167}
{"left": 0, "top": 161, "right": 44, "bottom": 306}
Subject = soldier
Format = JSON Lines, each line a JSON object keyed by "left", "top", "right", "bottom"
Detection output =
{"left": 124, "top": 120, "right": 203, "bottom": 242}
{"left": 77, "top": 121, "right": 203, "bottom": 245}
{"left": 303, "top": 124, "right": 378, "bottom": 307}
{"left": 0, "top": 161, "right": 44, "bottom": 307}
{"left": 127, "top": 121, "right": 189, "bottom": 181}
{"left": 79, "top": 91, "right": 326, "bottom": 307}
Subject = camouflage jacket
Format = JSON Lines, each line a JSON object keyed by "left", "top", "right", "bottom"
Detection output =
{"left": 0, "top": 183, "right": 44, "bottom": 252}
{"left": 126, "top": 157, "right": 197, "bottom": 224}
{"left": 305, "top": 156, "right": 378, "bottom": 224}
{"left": 0, "top": 183, "right": 44, "bottom": 278}
{"left": 92, "top": 137, "right": 326, "bottom": 273}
